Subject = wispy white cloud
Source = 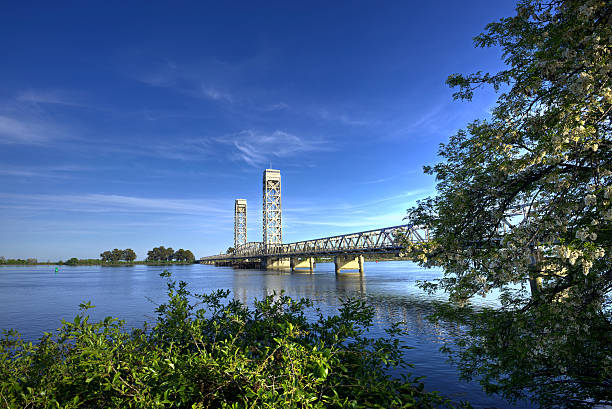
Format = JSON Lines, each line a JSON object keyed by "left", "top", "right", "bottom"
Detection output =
{"left": 217, "top": 130, "right": 330, "bottom": 167}
{"left": 280, "top": 189, "right": 431, "bottom": 240}
{"left": 0, "top": 192, "right": 231, "bottom": 216}
{"left": 16, "top": 90, "right": 83, "bottom": 107}
{"left": 134, "top": 60, "right": 239, "bottom": 104}
{"left": 285, "top": 210, "right": 408, "bottom": 230}
{"left": 202, "top": 87, "right": 234, "bottom": 103}
{"left": 381, "top": 97, "right": 495, "bottom": 141}
{"left": 131, "top": 59, "right": 370, "bottom": 128}
{"left": 362, "top": 176, "right": 395, "bottom": 185}
{"left": 287, "top": 189, "right": 429, "bottom": 215}
{"left": 0, "top": 165, "right": 94, "bottom": 179}
{"left": 260, "top": 102, "right": 289, "bottom": 112}
{"left": 315, "top": 108, "right": 369, "bottom": 126}
{"left": 69, "top": 136, "right": 213, "bottom": 162}
{"left": 361, "top": 169, "right": 422, "bottom": 185}
{"left": 49, "top": 129, "right": 327, "bottom": 165}
{"left": 145, "top": 138, "right": 212, "bottom": 160}
{"left": 0, "top": 115, "right": 55, "bottom": 145}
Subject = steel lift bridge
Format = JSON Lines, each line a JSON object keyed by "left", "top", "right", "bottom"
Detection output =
{"left": 201, "top": 223, "right": 430, "bottom": 273}
{"left": 200, "top": 169, "right": 430, "bottom": 273}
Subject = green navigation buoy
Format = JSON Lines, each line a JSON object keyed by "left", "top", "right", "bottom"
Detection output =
{"left": 55, "top": 267, "right": 59, "bottom": 273}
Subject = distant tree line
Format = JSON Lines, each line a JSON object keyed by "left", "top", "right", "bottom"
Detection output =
{"left": 0, "top": 257, "right": 38, "bottom": 265}
{"left": 64, "top": 258, "right": 104, "bottom": 266}
{"left": 99, "top": 249, "right": 137, "bottom": 263}
{"left": 146, "top": 246, "right": 195, "bottom": 263}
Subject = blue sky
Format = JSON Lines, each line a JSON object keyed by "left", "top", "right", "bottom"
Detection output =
{"left": 0, "top": 1, "right": 516, "bottom": 260}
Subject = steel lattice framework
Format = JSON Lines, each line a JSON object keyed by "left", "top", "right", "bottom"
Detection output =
{"left": 234, "top": 199, "right": 247, "bottom": 248}
{"left": 202, "top": 188, "right": 541, "bottom": 263}
{"left": 201, "top": 224, "right": 429, "bottom": 261}
{"left": 263, "top": 169, "right": 282, "bottom": 247}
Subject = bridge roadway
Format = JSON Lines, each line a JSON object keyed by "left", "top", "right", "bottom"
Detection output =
{"left": 200, "top": 224, "right": 429, "bottom": 273}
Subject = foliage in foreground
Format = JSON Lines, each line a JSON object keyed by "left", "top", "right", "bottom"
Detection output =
{"left": 404, "top": 0, "right": 611, "bottom": 407}
{"left": 0, "top": 272, "right": 458, "bottom": 409}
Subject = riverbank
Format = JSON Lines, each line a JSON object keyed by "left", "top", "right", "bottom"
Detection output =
{"left": 0, "top": 271, "right": 453, "bottom": 408}
{"left": 0, "top": 260, "right": 196, "bottom": 266}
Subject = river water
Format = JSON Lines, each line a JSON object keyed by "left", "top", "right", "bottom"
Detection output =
{"left": 0, "top": 262, "right": 534, "bottom": 408}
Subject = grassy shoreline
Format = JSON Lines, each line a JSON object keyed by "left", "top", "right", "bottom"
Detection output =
{"left": 0, "top": 260, "right": 197, "bottom": 266}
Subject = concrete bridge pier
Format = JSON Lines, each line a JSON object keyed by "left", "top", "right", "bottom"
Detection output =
{"left": 262, "top": 257, "right": 291, "bottom": 270}
{"left": 334, "top": 255, "right": 364, "bottom": 274}
{"left": 291, "top": 257, "right": 314, "bottom": 272}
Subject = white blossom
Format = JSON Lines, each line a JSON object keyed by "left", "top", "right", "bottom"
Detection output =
{"left": 584, "top": 194, "right": 597, "bottom": 206}
{"left": 582, "top": 260, "right": 593, "bottom": 275}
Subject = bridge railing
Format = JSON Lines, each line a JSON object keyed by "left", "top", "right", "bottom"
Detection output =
{"left": 200, "top": 224, "right": 429, "bottom": 261}
{"left": 234, "top": 241, "right": 264, "bottom": 257}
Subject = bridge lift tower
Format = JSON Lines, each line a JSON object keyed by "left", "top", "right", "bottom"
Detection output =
{"left": 234, "top": 199, "right": 247, "bottom": 248}
{"left": 263, "top": 169, "right": 282, "bottom": 248}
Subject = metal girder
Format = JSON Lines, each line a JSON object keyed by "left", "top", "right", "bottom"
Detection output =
{"left": 200, "top": 224, "right": 429, "bottom": 262}
{"left": 263, "top": 169, "right": 282, "bottom": 247}
{"left": 234, "top": 199, "right": 247, "bottom": 248}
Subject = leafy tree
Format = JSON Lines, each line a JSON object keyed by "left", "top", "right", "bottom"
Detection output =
{"left": 0, "top": 256, "right": 5, "bottom": 264}
{"left": 164, "top": 247, "right": 174, "bottom": 261}
{"left": 405, "top": 0, "right": 611, "bottom": 407}
{"left": 173, "top": 248, "right": 185, "bottom": 261}
{"left": 226, "top": 246, "right": 235, "bottom": 254}
{"left": 110, "top": 248, "right": 123, "bottom": 263}
{"left": 183, "top": 249, "right": 195, "bottom": 263}
{"left": 146, "top": 247, "right": 158, "bottom": 261}
{"left": 122, "top": 248, "right": 136, "bottom": 263}
{"left": 99, "top": 251, "right": 112, "bottom": 263}
{"left": 173, "top": 249, "right": 195, "bottom": 263}
{"left": 147, "top": 246, "right": 163, "bottom": 261}
{"left": 147, "top": 246, "right": 175, "bottom": 262}
{"left": 65, "top": 258, "right": 79, "bottom": 266}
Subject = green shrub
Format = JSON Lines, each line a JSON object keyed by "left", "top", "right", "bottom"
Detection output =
{"left": 0, "top": 272, "right": 463, "bottom": 408}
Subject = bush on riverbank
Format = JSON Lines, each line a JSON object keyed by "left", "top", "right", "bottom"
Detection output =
{"left": 0, "top": 257, "right": 38, "bottom": 265}
{"left": 64, "top": 258, "right": 104, "bottom": 266}
{"left": 0, "top": 272, "right": 462, "bottom": 408}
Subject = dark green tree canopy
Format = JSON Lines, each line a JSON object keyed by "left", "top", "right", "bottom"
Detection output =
{"left": 147, "top": 246, "right": 194, "bottom": 262}
{"left": 405, "top": 0, "right": 611, "bottom": 406}
{"left": 100, "top": 249, "right": 137, "bottom": 263}
{"left": 122, "top": 249, "right": 137, "bottom": 263}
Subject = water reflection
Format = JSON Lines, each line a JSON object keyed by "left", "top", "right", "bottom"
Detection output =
{"left": 224, "top": 262, "right": 533, "bottom": 408}
{"left": 335, "top": 272, "right": 366, "bottom": 296}
{"left": 0, "top": 262, "right": 533, "bottom": 409}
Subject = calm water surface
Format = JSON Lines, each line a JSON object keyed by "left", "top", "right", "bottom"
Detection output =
{"left": 0, "top": 262, "right": 534, "bottom": 408}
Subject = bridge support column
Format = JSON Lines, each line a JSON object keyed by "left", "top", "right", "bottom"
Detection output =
{"left": 291, "top": 257, "right": 314, "bottom": 272}
{"left": 334, "top": 255, "right": 364, "bottom": 274}
{"left": 262, "top": 257, "right": 290, "bottom": 270}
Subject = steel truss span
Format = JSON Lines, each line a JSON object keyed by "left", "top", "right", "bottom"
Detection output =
{"left": 201, "top": 224, "right": 429, "bottom": 261}
{"left": 234, "top": 199, "right": 247, "bottom": 248}
{"left": 263, "top": 169, "right": 282, "bottom": 246}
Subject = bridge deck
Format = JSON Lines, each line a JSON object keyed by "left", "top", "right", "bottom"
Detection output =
{"left": 200, "top": 224, "right": 428, "bottom": 262}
